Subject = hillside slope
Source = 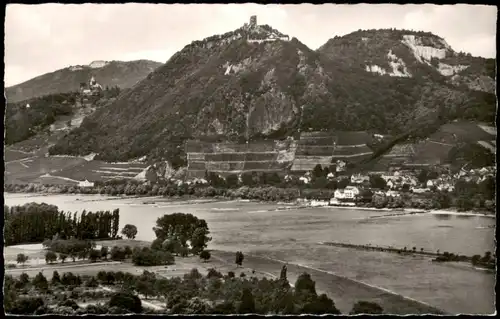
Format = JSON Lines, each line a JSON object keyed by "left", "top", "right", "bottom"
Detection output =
{"left": 318, "top": 29, "right": 496, "bottom": 93}
{"left": 6, "top": 60, "right": 162, "bottom": 102}
{"left": 49, "top": 23, "right": 496, "bottom": 168}
{"left": 49, "top": 22, "right": 334, "bottom": 164}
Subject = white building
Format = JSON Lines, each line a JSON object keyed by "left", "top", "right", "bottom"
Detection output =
{"left": 411, "top": 187, "right": 429, "bottom": 194}
{"left": 78, "top": 180, "right": 94, "bottom": 187}
{"left": 350, "top": 174, "right": 370, "bottom": 184}
{"left": 299, "top": 176, "right": 310, "bottom": 184}
{"left": 334, "top": 186, "right": 360, "bottom": 200}
{"left": 386, "top": 190, "right": 401, "bottom": 197}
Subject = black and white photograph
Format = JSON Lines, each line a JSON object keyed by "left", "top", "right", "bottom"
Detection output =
{"left": 3, "top": 3, "right": 496, "bottom": 316}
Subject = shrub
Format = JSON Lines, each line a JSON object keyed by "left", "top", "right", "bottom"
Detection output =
{"left": 200, "top": 250, "right": 211, "bottom": 262}
{"left": 132, "top": 247, "right": 175, "bottom": 266}
{"left": 9, "top": 297, "right": 45, "bottom": 315}
{"left": 108, "top": 292, "right": 142, "bottom": 313}
{"left": 207, "top": 268, "right": 223, "bottom": 279}
{"left": 350, "top": 300, "right": 384, "bottom": 314}
{"left": 58, "top": 299, "right": 80, "bottom": 310}
{"left": 45, "top": 251, "right": 57, "bottom": 264}
{"left": 16, "top": 253, "right": 29, "bottom": 265}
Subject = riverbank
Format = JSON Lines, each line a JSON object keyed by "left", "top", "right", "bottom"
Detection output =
{"left": 4, "top": 239, "right": 445, "bottom": 314}
{"left": 5, "top": 191, "right": 494, "bottom": 219}
{"left": 212, "top": 250, "right": 446, "bottom": 315}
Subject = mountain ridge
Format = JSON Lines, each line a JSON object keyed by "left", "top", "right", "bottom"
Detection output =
{"left": 5, "top": 59, "right": 163, "bottom": 102}
{"left": 35, "top": 20, "right": 496, "bottom": 169}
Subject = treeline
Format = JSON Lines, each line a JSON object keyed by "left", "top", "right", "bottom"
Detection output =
{"left": 433, "top": 251, "right": 495, "bottom": 270}
{"left": 4, "top": 202, "right": 120, "bottom": 246}
{"left": 5, "top": 92, "right": 77, "bottom": 144}
{"left": 4, "top": 267, "right": 385, "bottom": 315}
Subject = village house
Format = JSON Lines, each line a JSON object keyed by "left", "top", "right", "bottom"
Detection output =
{"left": 385, "top": 190, "right": 401, "bottom": 197}
{"left": 410, "top": 187, "right": 429, "bottom": 194}
{"left": 387, "top": 180, "right": 395, "bottom": 189}
{"left": 78, "top": 180, "right": 94, "bottom": 188}
{"left": 334, "top": 186, "right": 360, "bottom": 201}
{"left": 336, "top": 160, "right": 346, "bottom": 172}
{"left": 350, "top": 173, "right": 370, "bottom": 184}
{"left": 299, "top": 176, "right": 310, "bottom": 184}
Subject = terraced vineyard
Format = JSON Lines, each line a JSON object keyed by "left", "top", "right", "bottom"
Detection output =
{"left": 185, "top": 140, "right": 296, "bottom": 178}
{"left": 291, "top": 131, "right": 374, "bottom": 173}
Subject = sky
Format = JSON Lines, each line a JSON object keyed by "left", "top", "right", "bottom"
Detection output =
{"left": 4, "top": 3, "right": 497, "bottom": 87}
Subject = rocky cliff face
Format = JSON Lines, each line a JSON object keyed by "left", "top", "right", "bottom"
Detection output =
{"left": 318, "top": 29, "right": 496, "bottom": 93}
{"left": 6, "top": 60, "right": 162, "bottom": 102}
{"left": 49, "top": 25, "right": 495, "bottom": 167}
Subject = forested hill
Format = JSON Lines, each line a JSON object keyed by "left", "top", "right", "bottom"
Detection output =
{"left": 47, "top": 24, "right": 495, "bottom": 166}
{"left": 6, "top": 60, "right": 162, "bottom": 102}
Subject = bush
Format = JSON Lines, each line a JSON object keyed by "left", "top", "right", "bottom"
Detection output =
{"left": 132, "top": 247, "right": 175, "bottom": 266}
{"left": 9, "top": 297, "right": 45, "bottom": 315}
{"left": 58, "top": 299, "right": 79, "bottom": 310}
{"left": 108, "top": 292, "right": 142, "bottom": 313}
{"left": 200, "top": 250, "right": 211, "bottom": 262}
{"left": 350, "top": 300, "right": 384, "bottom": 314}
{"left": 207, "top": 268, "right": 223, "bottom": 279}
{"left": 45, "top": 251, "right": 57, "bottom": 264}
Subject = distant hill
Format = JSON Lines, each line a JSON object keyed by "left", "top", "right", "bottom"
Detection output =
{"left": 5, "top": 60, "right": 163, "bottom": 102}
{"left": 46, "top": 22, "right": 495, "bottom": 170}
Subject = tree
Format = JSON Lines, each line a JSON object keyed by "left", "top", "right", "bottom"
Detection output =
{"left": 59, "top": 253, "right": 68, "bottom": 263}
{"left": 191, "top": 227, "right": 212, "bottom": 255}
{"left": 237, "top": 288, "right": 256, "bottom": 314}
{"left": 32, "top": 272, "right": 49, "bottom": 291}
{"left": 111, "top": 246, "right": 126, "bottom": 261}
{"left": 235, "top": 251, "right": 244, "bottom": 267}
{"left": 369, "top": 175, "right": 387, "bottom": 189}
{"left": 124, "top": 245, "right": 133, "bottom": 258}
{"left": 225, "top": 174, "right": 239, "bottom": 188}
{"left": 101, "top": 246, "right": 109, "bottom": 260}
{"left": 200, "top": 250, "right": 211, "bottom": 262}
{"left": 9, "top": 297, "right": 45, "bottom": 315}
{"left": 16, "top": 253, "right": 29, "bottom": 266}
{"left": 136, "top": 280, "right": 155, "bottom": 300}
{"left": 89, "top": 249, "right": 101, "bottom": 262}
{"left": 153, "top": 213, "right": 211, "bottom": 251}
{"left": 51, "top": 271, "right": 61, "bottom": 285}
{"left": 121, "top": 224, "right": 138, "bottom": 239}
{"left": 280, "top": 264, "right": 288, "bottom": 281}
{"left": 45, "top": 251, "right": 57, "bottom": 264}
{"left": 350, "top": 301, "right": 384, "bottom": 314}
{"left": 295, "top": 272, "right": 317, "bottom": 298}
{"left": 97, "top": 270, "right": 108, "bottom": 283}
{"left": 19, "top": 273, "right": 30, "bottom": 286}
{"left": 108, "top": 292, "right": 142, "bottom": 313}
{"left": 312, "top": 164, "right": 324, "bottom": 179}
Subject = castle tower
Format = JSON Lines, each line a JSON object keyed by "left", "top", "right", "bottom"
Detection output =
{"left": 250, "top": 15, "right": 257, "bottom": 28}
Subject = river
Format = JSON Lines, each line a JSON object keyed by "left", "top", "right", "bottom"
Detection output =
{"left": 3, "top": 193, "right": 496, "bottom": 314}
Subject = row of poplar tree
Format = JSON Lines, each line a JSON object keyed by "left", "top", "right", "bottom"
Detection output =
{"left": 4, "top": 202, "right": 120, "bottom": 246}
